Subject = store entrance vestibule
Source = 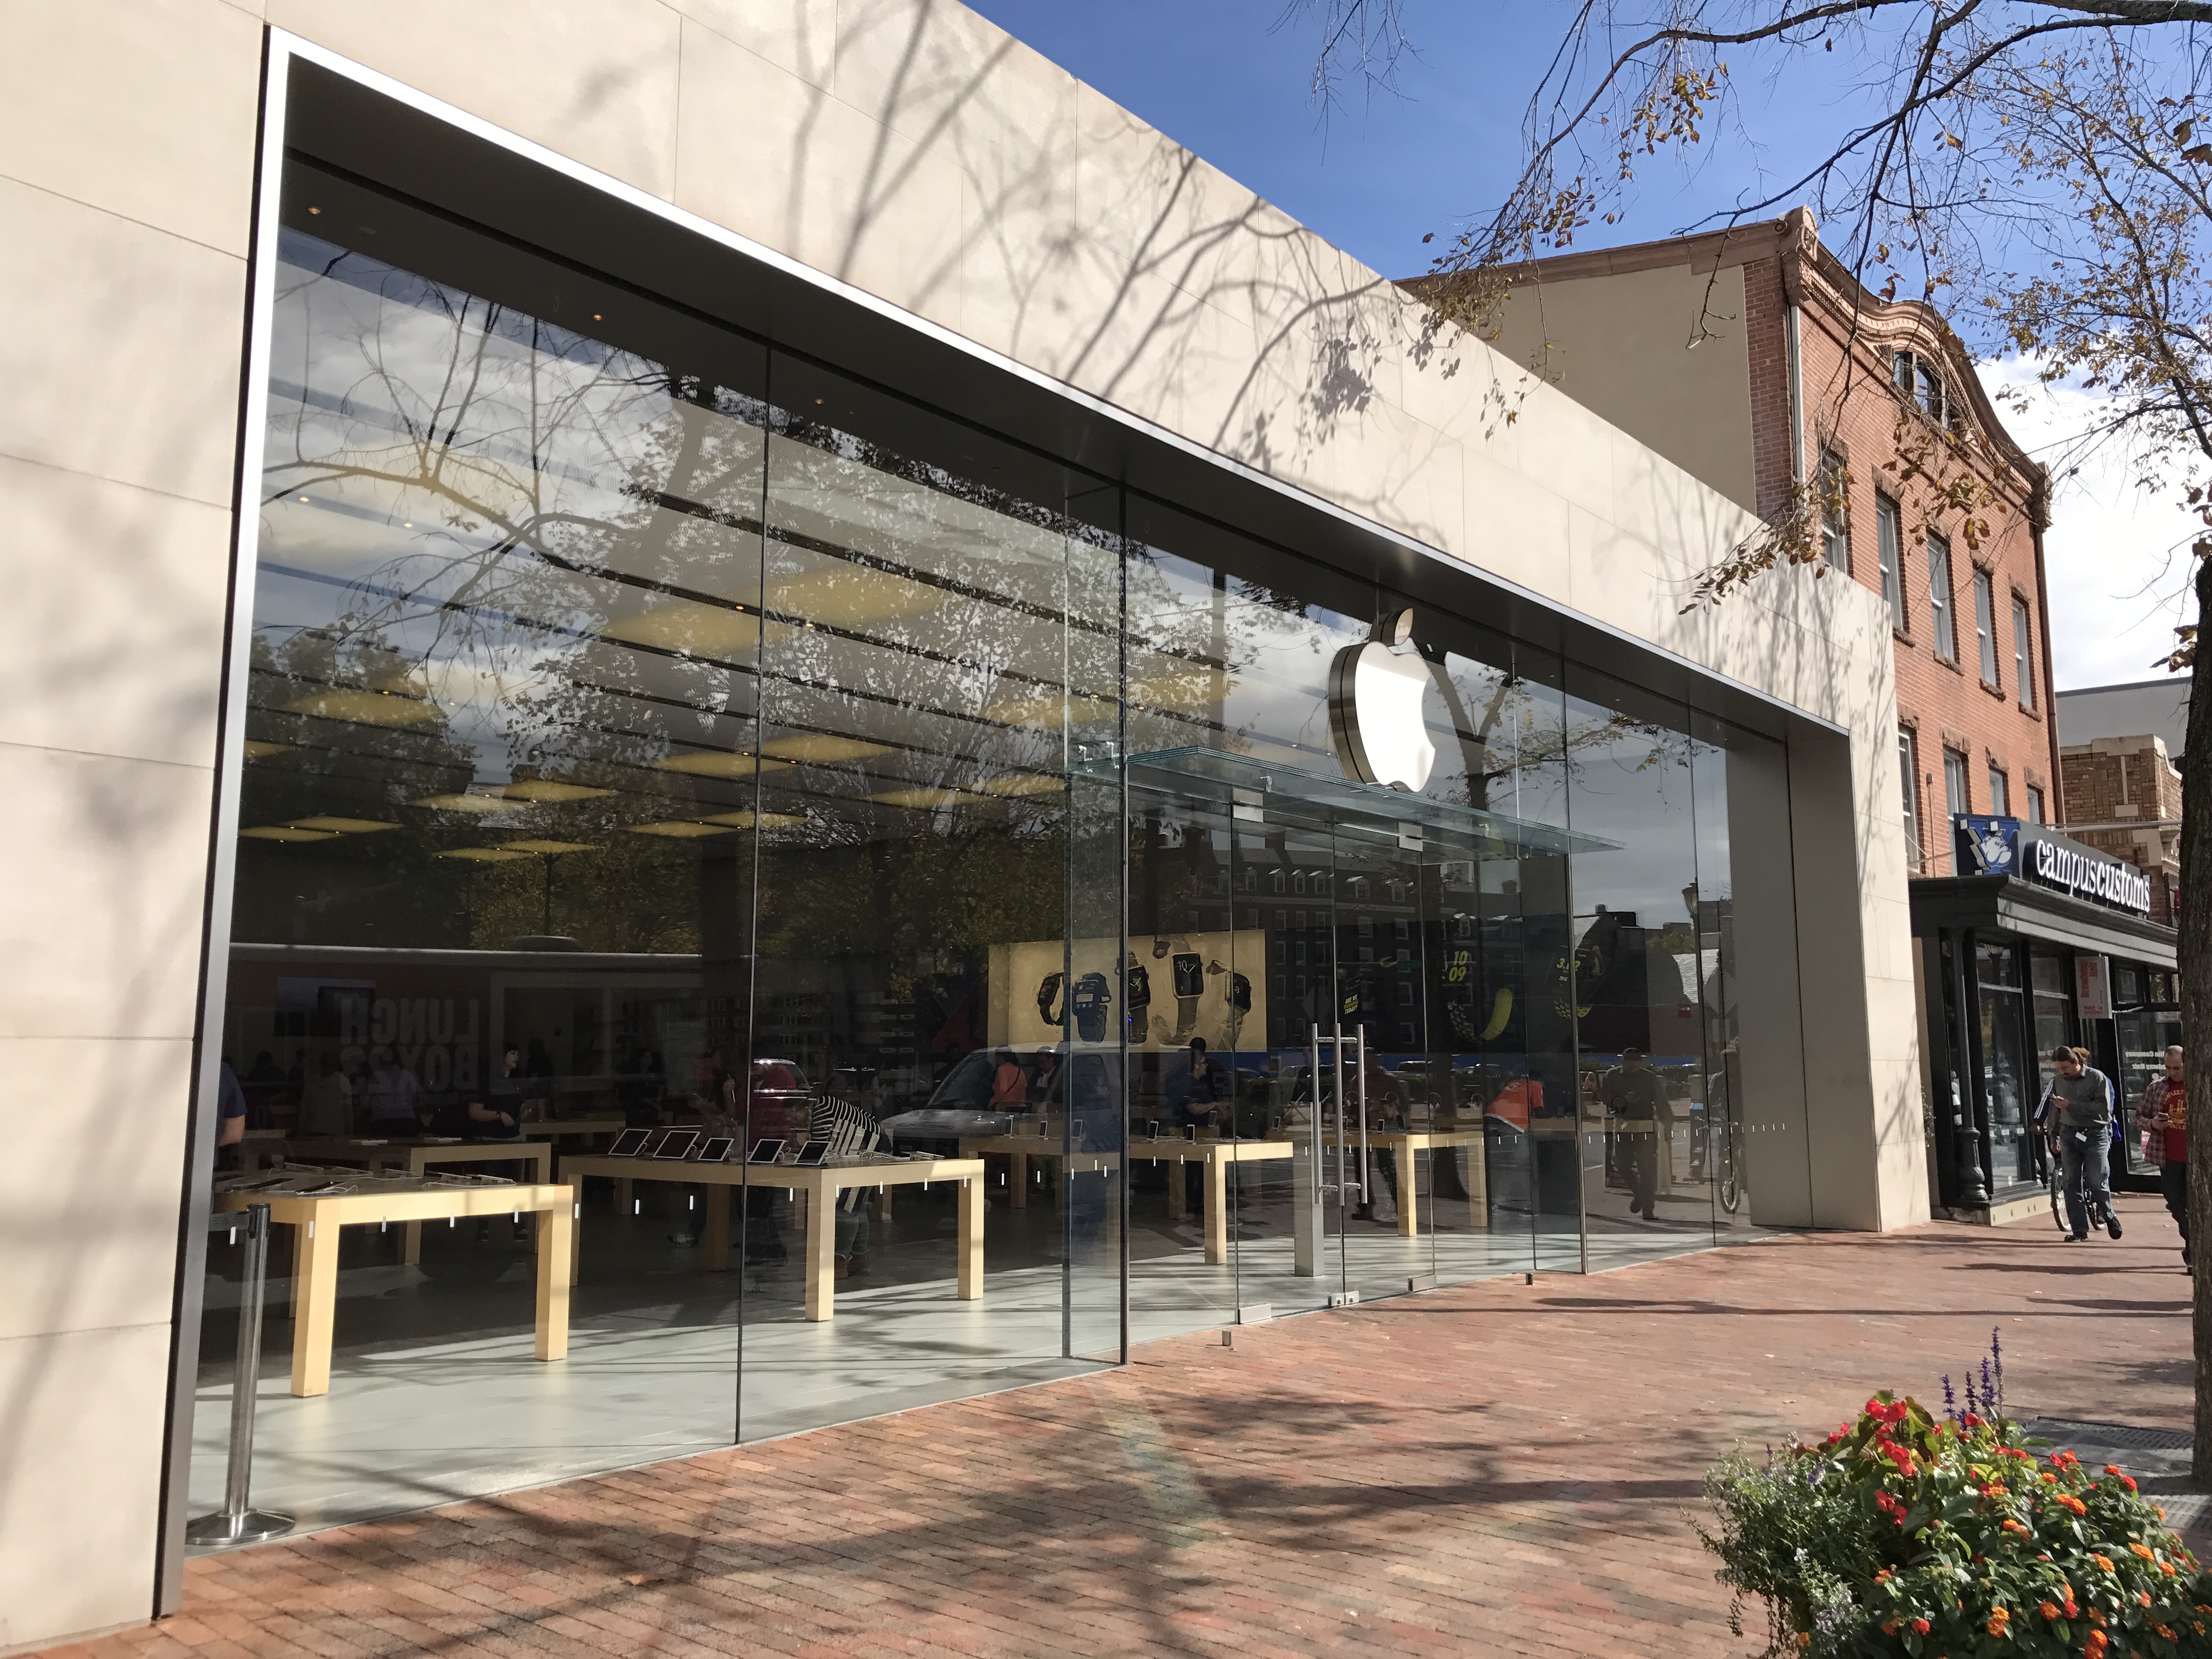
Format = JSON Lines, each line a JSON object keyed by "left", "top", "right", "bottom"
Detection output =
{"left": 1113, "top": 748, "right": 1611, "bottom": 1317}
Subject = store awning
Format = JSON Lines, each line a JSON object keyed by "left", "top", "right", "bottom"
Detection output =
{"left": 1909, "top": 873, "right": 2176, "bottom": 966}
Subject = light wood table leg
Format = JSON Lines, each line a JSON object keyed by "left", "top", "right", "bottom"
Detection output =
{"left": 957, "top": 1175, "right": 983, "bottom": 1301}
{"left": 1167, "top": 1155, "right": 1187, "bottom": 1222}
{"left": 702, "top": 1182, "right": 731, "bottom": 1272}
{"left": 402, "top": 1217, "right": 424, "bottom": 1266}
{"left": 1398, "top": 1148, "right": 1420, "bottom": 1238}
{"left": 535, "top": 1201, "right": 571, "bottom": 1362}
{"left": 875, "top": 1184, "right": 893, "bottom": 1223}
{"left": 802, "top": 1184, "right": 837, "bottom": 1321}
{"left": 290, "top": 1216, "right": 342, "bottom": 1397}
{"left": 617, "top": 1176, "right": 633, "bottom": 1215}
{"left": 1204, "top": 1153, "right": 1229, "bottom": 1266}
{"left": 1009, "top": 1151, "right": 1028, "bottom": 1210}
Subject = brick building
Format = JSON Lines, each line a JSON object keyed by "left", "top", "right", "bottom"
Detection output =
{"left": 1432, "top": 206, "right": 2062, "bottom": 865}
{"left": 1410, "top": 213, "right": 2180, "bottom": 1218}
{"left": 2059, "top": 735, "right": 2183, "bottom": 926}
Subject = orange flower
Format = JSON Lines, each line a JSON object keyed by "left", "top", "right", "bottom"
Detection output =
{"left": 2085, "top": 1629, "right": 2108, "bottom": 1658}
{"left": 2138, "top": 1590, "right": 2153, "bottom": 1607}
{"left": 2131, "top": 1543, "right": 2157, "bottom": 1560}
{"left": 2039, "top": 1601, "right": 2061, "bottom": 1619}
{"left": 2094, "top": 1554, "right": 2115, "bottom": 1573}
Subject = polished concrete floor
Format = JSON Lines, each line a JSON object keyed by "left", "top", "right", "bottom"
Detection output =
{"left": 189, "top": 1146, "right": 1754, "bottom": 1540}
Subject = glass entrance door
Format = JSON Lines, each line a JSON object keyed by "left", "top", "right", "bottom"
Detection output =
{"left": 1115, "top": 747, "right": 1607, "bottom": 1321}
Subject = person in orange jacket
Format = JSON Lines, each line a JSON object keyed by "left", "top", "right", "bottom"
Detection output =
{"left": 2135, "top": 1045, "right": 2187, "bottom": 1266}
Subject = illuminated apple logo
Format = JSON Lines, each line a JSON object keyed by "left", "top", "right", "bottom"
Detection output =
{"left": 1328, "top": 609, "right": 1436, "bottom": 792}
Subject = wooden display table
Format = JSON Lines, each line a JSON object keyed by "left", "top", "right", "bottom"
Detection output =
{"left": 1293, "top": 1127, "right": 1489, "bottom": 1237}
{"left": 273, "top": 1139, "right": 555, "bottom": 1263}
{"left": 954, "top": 1127, "right": 1113, "bottom": 1210}
{"left": 523, "top": 1117, "right": 628, "bottom": 1140}
{"left": 560, "top": 1154, "right": 986, "bottom": 1322}
{"left": 215, "top": 1178, "right": 573, "bottom": 1397}
{"left": 1126, "top": 1136, "right": 1294, "bottom": 1265}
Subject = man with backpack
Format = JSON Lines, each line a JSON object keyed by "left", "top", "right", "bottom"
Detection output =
{"left": 2048, "top": 1045, "right": 2121, "bottom": 1243}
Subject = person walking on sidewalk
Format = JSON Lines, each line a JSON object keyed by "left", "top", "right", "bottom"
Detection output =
{"left": 2135, "top": 1044, "right": 2187, "bottom": 1266}
{"left": 2049, "top": 1045, "right": 2120, "bottom": 1242}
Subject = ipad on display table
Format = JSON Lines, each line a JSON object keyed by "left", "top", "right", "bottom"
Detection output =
{"left": 607, "top": 1128, "right": 652, "bottom": 1157}
{"left": 793, "top": 1139, "right": 830, "bottom": 1167}
{"left": 747, "top": 1139, "right": 785, "bottom": 1165}
{"left": 655, "top": 1129, "right": 699, "bottom": 1161}
{"left": 697, "top": 1137, "right": 735, "bottom": 1164}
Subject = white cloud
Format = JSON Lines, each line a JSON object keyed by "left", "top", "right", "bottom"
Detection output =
{"left": 1972, "top": 357, "right": 2200, "bottom": 692}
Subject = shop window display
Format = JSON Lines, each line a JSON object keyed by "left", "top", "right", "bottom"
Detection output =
{"left": 196, "top": 142, "right": 1816, "bottom": 1538}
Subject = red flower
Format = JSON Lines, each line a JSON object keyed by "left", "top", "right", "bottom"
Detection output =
{"left": 1911, "top": 1618, "right": 1931, "bottom": 1635}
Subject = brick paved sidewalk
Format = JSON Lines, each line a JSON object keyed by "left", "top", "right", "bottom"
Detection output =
{"left": 48, "top": 1195, "right": 2197, "bottom": 1659}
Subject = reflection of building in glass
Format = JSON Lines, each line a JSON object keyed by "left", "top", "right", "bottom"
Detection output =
{"left": 3, "top": 18, "right": 1939, "bottom": 1648}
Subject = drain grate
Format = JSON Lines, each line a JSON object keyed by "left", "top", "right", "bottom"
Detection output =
{"left": 2017, "top": 1418, "right": 2194, "bottom": 1453}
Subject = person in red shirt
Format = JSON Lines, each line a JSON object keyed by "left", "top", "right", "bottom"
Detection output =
{"left": 2135, "top": 1045, "right": 2187, "bottom": 1266}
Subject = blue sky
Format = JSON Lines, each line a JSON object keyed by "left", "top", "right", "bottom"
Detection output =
{"left": 967, "top": 1, "right": 2197, "bottom": 692}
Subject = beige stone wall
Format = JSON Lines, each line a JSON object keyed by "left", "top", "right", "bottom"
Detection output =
{"left": 0, "top": 1, "right": 1922, "bottom": 1641}
{"left": 1483, "top": 261, "right": 1759, "bottom": 513}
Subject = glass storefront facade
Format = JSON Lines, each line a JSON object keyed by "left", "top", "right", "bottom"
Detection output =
{"left": 194, "top": 151, "right": 1811, "bottom": 1532}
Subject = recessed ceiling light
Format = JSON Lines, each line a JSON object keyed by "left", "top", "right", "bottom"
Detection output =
{"left": 241, "top": 741, "right": 292, "bottom": 761}
{"left": 970, "top": 773, "right": 1066, "bottom": 797}
{"left": 501, "top": 780, "right": 612, "bottom": 803}
{"left": 413, "top": 793, "right": 513, "bottom": 814}
{"left": 502, "top": 839, "right": 598, "bottom": 855}
{"left": 592, "top": 312, "right": 603, "bottom": 320}
{"left": 283, "top": 689, "right": 439, "bottom": 727}
{"left": 759, "top": 733, "right": 892, "bottom": 764}
{"left": 241, "top": 826, "right": 338, "bottom": 842}
{"left": 627, "top": 821, "right": 736, "bottom": 838}
{"left": 699, "top": 810, "right": 806, "bottom": 829}
{"left": 871, "top": 787, "right": 977, "bottom": 810}
{"left": 307, "top": 206, "right": 321, "bottom": 215}
{"left": 436, "top": 847, "right": 534, "bottom": 862}
{"left": 601, "top": 602, "right": 763, "bottom": 658}
{"left": 290, "top": 816, "right": 399, "bottom": 833}
{"left": 651, "top": 751, "right": 790, "bottom": 778}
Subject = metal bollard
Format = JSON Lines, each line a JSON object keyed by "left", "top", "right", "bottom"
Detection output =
{"left": 186, "top": 1204, "right": 295, "bottom": 1546}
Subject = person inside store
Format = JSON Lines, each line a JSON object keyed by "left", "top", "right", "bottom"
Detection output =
{"left": 1163, "top": 1037, "right": 1226, "bottom": 1132}
{"left": 215, "top": 1057, "right": 248, "bottom": 1172}
{"left": 1599, "top": 1048, "right": 1668, "bottom": 1220}
{"left": 1354, "top": 1048, "right": 1408, "bottom": 1224}
{"left": 1029, "top": 1045, "right": 1061, "bottom": 1112}
{"left": 2047, "top": 1045, "right": 2121, "bottom": 1243}
{"left": 989, "top": 1047, "right": 1028, "bottom": 1111}
{"left": 460, "top": 1091, "right": 530, "bottom": 1240}
{"left": 296, "top": 1049, "right": 354, "bottom": 1137}
{"left": 362, "top": 1047, "right": 422, "bottom": 1132}
{"left": 2136, "top": 1044, "right": 2187, "bottom": 1265}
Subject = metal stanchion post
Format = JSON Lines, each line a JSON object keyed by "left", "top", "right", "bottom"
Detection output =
{"left": 187, "top": 1203, "right": 295, "bottom": 1547}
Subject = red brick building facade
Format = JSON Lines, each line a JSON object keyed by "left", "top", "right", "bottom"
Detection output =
{"left": 1464, "top": 209, "right": 2060, "bottom": 867}
{"left": 2059, "top": 735, "right": 2183, "bottom": 924}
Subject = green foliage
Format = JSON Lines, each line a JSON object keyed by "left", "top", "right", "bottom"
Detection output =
{"left": 1704, "top": 1394, "right": 2212, "bottom": 1658}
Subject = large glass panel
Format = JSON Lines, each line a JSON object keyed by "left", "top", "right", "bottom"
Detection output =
{"left": 736, "top": 358, "right": 1119, "bottom": 1437}
{"left": 207, "top": 160, "right": 773, "bottom": 1528}
{"left": 1564, "top": 666, "right": 1707, "bottom": 1268}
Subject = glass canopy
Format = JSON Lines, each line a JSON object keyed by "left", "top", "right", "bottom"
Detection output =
{"left": 1097, "top": 747, "right": 1620, "bottom": 859}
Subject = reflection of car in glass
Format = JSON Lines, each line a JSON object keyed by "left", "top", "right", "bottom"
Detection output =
{"left": 877, "top": 1048, "right": 1122, "bottom": 1148}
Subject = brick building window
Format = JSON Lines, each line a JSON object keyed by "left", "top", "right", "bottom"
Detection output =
{"left": 1876, "top": 494, "right": 1905, "bottom": 629}
{"left": 2025, "top": 784, "right": 2045, "bottom": 825}
{"left": 1944, "top": 748, "right": 1970, "bottom": 872}
{"left": 1928, "top": 533, "right": 1957, "bottom": 662}
{"left": 1988, "top": 765, "right": 2009, "bottom": 816}
{"left": 1973, "top": 570, "right": 2000, "bottom": 686}
{"left": 1894, "top": 348, "right": 1954, "bottom": 428}
{"left": 2012, "top": 597, "right": 2036, "bottom": 710}
{"left": 1899, "top": 727, "right": 1922, "bottom": 872}
{"left": 1819, "top": 450, "right": 1849, "bottom": 572}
